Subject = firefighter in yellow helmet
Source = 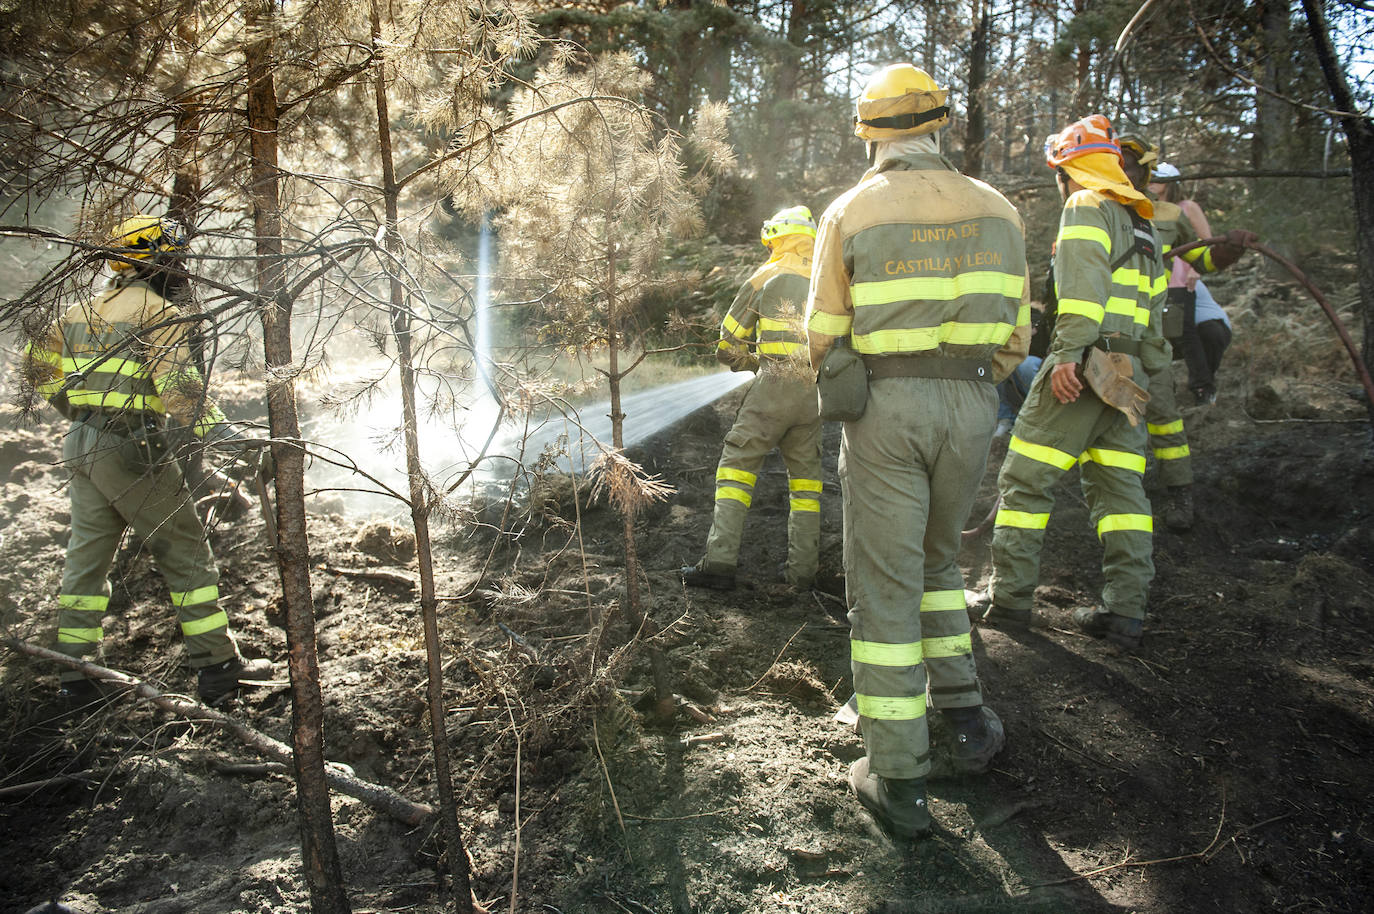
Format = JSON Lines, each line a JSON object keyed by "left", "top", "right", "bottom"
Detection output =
{"left": 978, "top": 116, "right": 1170, "bottom": 650}
{"left": 681, "top": 205, "right": 823, "bottom": 590}
{"left": 806, "top": 63, "right": 1029, "bottom": 839}
{"left": 1117, "top": 134, "right": 1255, "bottom": 530}
{"left": 21, "top": 214, "right": 274, "bottom": 706}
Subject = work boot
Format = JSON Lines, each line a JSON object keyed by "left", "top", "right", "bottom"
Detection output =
{"left": 680, "top": 562, "right": 736, "bottom": 591}
{"left": 197, "top": 655, "right": 275, "bottom": 704}
{"left": 57, "top": 678, "right": 111, "bottom": 714}
{"left": 1072, "top": 607, "right": 1144, "bottom": 650}
{"left": 966, "top": 590, "right": 1031, "bottom": 630}
{"left": 943, "top": 705, "right": 1005, "bottom": 774}
{"left": 1163, "top": 485, "right": 1194, "bottom": 532}
{"left": 848, "top": 756, "right": 931, "bottom": 839}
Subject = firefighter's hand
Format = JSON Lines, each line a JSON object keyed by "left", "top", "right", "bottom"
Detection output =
{"left": 1051, "top": 361, "right": 1084, "bottom": 404}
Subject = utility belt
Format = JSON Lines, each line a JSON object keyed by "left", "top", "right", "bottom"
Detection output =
{"left": 1090, "top": 336, "right": 1141, "bottom": 358}
{"left": 863, "top": 354, "right": 995, "bottom": 384}
{"left": 75, "top": 409, "right": 162, "bottom": 437}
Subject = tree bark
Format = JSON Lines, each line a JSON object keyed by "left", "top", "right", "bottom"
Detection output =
{"left": 244, "top": 3, "right": 351, "bottom": 911}
{"left": 369, "top": 4, "right": 476, "bottom": 909}
{"left": 1300, "top": 0, "right": 1374, "bottom": 428}
{"left": 963, "top": 0, "right": 990, "bottom": 178}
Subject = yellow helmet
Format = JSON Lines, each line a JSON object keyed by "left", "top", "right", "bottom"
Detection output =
{"left": 1117, "top": 133, "right": 1158, "bottom": 168}
{"left": 853, "top": 64, "right": 950, "bottom": 141}
{"left": 760, "top": 205, "right": 816, "bottom": 246}
{"left": 107, "top": 214, "right": 187, "bottom": 271}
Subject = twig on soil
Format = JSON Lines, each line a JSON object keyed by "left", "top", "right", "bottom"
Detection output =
{"left": 1035, "top": 726, "right": 1132, "bottom": 773}
{"left": 324, "top": 564, "right": 418, "bottom": 588}
{"left": 508, "top": 697, "right": 522, "bottom": 914}
{"left": 679, "top": 731, "right": 728, "bottom": 748}
{"left": 1033, "top": 793, "right": 1229, "bottom": 886}
{"left": 622, "top": 807, "right": 732, "bottom": 822}
{"left": 746, "top": 623, "right": 807, "bottom": 691}
{"left": 211, "top": 760, "right": 290, "bottom": 777}
{"left": 592, "top": 719, "right": 632, "bottom": 863}
{"left": 1204, "top": 812, "right": 1293, "bottom": 862}
{"left": 5, "top": 638, "right": 436, "bottom": 825}
{"left": 674, "top": 695, "right": 715, "bottom": 724}
{"left": 0, "top": 771, "right": 100, "bottom": 798}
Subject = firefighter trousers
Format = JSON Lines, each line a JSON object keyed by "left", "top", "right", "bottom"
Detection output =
{"left": 1145, "top": 360, "right": 1192, "bottom": 487}
{"left": 991, "top": 360, "right": 1154, "bottom": 622}
{"left": 841, "top": 376, "right": 994, "bottom": 780}
{"left": 702, "top": 370, "right": 822, "bottom": 586}
{"left": 55, "top": 420, "right": 235, "bottom": 682}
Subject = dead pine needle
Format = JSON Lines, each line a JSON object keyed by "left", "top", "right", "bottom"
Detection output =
{"left": 746, "top": 623, "right": 807, "bottom": 691}
{"left": 592, "top": 719, "right": 631, "bottom": 864}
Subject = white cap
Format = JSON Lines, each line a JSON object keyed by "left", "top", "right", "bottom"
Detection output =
{"left": 1153, "top": 162, "right": 1181, "bottom": 179}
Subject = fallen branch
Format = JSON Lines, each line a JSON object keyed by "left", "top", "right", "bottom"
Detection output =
{"left": 324, "top": 564, "right": 418, "bottom": 588}
{"left": 5, "top": 637, "right": 434, "bottom": 826}
{"left": 0, "top": 771, "right": 100, "bottom": 799}
{"left": 746, "top": 623, "right": 807, "bottom": 691}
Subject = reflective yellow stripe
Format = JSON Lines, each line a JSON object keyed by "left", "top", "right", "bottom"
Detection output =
{"left": 852, "top": 321, "right": 1015, "bottom": 354}
{"left": 1016, "top": 301, "right": 1031, "bottom": 326}
{"left": 1059, "top": 224, "right": 1111, "bottom": 251}
{"left": 1201, "top": 247, "right": 1216, "bottom": 272}
{"left": 65, "top": 355, "right": 149, "bottom": 378}
{"left": 856, "top": 694, "right": 926, "bottom": 721}
{"left": 996, "top": 508, "right": 1050, "bottom": 530}
{"left": 1009, "top": 435, "right": 1077, "bottom": 471}
{"left": 850, "top": 271, "right": 1026, "bottom": 308}
{"left": 789, "top": 478, "right": 822, "bottom": 493}
{"left": 920, "top": 590, "right": 966, "bottom": 612}
{"left": 25, "top": 342, "right": 62, "bottom": 366}
{"left": 757, "top": 317, "right": 792, "bottom": 332}
{"left": 1079, "top": 448, "right": 1147, "bottom": 473}
{"left": 180, "top": 610, "right": 229, "bottom": 636}
{"left": 1148, "top": 419, "right": 1184, "bottom": 436}
{"left": 1057, "top": 299, "right": 1105, "bottom": 323}
{"left": 36, "top": 378, "right": 65, "bottom": 397}
{"left": 788, "top": 497, "right": 820, "bottom": 513}
{"left": 58, "top": 628, "right": 104, "bottom": 644}
{"left": 170, "top": 585, "right": 219, "bottom": 608}
{"left": 1097, "top": 514, "right": 1153, "bottom": 536}
{"left": 1104, "top": 295, "right": 1139, "bottom": 318}
{"left": 851, "top": 639, "right": 923, "bottom": 666}
{"left": 757, "top": 340, "right": 804, "bottom": 355}
{"left": 808, "top": 311, "right": 853, "bottom": 335}
{"left": 66, "top": 390, "right": 166, "bottom": 412}
{"left": 1153, "top": 445, "right": 1191, "bottom": 460}
{"left": 923, "top": 633, "right": 972, "bottom": 659}
{"left": 716, "top": 487, "right": 752, "bottom": 507}
{"left": 59, "top": 594, "right": 109, "bottom": 612}
{"left": 717, "top": 467, "right": 757, "bottom": 486}
{"left": 722, "top": 314, "right": 750, "bottom": 339}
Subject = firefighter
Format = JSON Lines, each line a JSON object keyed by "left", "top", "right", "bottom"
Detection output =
{"left": 681, "top": 205, "right": 823, "bottom": 591}
{"left": 806, "top": 64, "right": 1029, "bottom": 839}
{"left": 979, "top": 115, "right": 1169, "bottom": 650}
{"left": 22, "top": 214, "right": 274, "bottom": 706}
{"left": 1117, "top": 135, "right": 1254, "bottom": 531}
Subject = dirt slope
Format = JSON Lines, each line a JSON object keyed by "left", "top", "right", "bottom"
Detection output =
{"left": 2, "top": 324, "right": 1373, "bottom": 913}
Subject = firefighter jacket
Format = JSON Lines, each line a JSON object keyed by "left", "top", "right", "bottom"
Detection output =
{"left": 1149, "top": 196, "right": 1221, "bottom": 273}
{"left": 23, "top": 278, "right": 226, "bottom": 437}
{"left": 718, "top": 233, "right": 813, "bottom": 370}
{"left": 805, "top": 153, "right": 1030, "bottom": 382}
{"left": 1050, "top": 188, "right": 1170, "bottom": 375}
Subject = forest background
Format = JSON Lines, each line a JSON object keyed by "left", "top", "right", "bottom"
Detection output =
{"left": 0, "top": 1, "right": 1371, "bottom": 913}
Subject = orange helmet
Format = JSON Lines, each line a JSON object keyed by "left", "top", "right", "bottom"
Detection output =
{"left": 1044, "top": 115, "right": 1121, "bottom": 169}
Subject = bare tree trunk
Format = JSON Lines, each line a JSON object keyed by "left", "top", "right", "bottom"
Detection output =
{"left": 244, "top": 4, "right": 350, "bottom": 911}
{"left": 1300, "top": 0, "right": 1374, "bottom": 429}
{"left": 368, "top": 6, "right": 476, "bottom": 910}
{"left": 963, "top": 0, "right": 990, "bottom": 178}
{"left": 604, "top": 238, "right": 674, "bottom": 720}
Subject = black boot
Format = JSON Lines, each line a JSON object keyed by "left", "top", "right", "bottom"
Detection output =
{"left": 943, "top": 705, "right": 1005, "bottom": 774}
{"left": 1163, "top": 485, "right": 1194, "bottom": 532}
{"left": 198, "top": 655, "right": 275, "bottom": 704}
{"left": 848, "top": 756, "right": 931, "bottom": 839}
{"left": 680, "top": 562, "right": 736, "bottom": 591}
{"left": 1072, "top": 607, "right": 1143, "bottom": 650}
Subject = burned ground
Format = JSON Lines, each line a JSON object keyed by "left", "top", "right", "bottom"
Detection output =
{"left": 2, "top": 266, "right": 1373, "bottom": 913}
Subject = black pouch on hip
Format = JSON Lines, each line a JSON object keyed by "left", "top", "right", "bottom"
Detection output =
{"left": 816, "top": 337, "right": 867, "bottom": 421}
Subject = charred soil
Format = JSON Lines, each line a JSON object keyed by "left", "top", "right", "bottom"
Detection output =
{"left": 2, "top": 277, "right": 1373, "bottom": 913}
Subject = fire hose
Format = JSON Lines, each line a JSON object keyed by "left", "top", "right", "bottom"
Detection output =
{"left": 961, "top": 234, "right": 1372, "bottom": 540}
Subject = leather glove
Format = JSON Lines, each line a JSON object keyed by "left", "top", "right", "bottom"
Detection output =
{"left": 1209, "top": 229, "right": 1258, "bottom": 271}
{"left": 258, "top": 445, "right": 275, "bottom": 480}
